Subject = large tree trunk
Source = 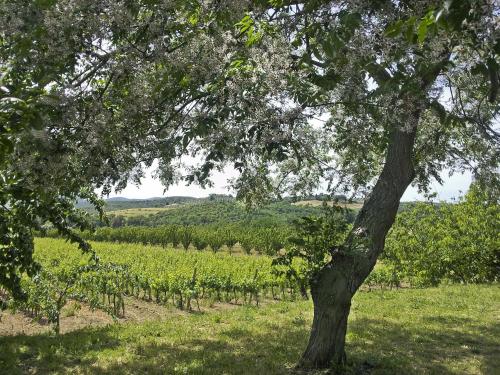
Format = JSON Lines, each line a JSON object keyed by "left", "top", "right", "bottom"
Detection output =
{"left": 300, "top": 258, "right": 353, "bottom": 367}
{"left": 298, "top": 103, "right": 423, "bottom": 369}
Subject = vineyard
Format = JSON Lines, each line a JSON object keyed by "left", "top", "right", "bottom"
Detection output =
{"left": 8, "top": 238, "right": 307, "bottom": 334}
{"left": 43, "top": 224, "right": 294, "bottom": 256}
{"left": 6, "top": 187, "right": 498, "bottom": 338}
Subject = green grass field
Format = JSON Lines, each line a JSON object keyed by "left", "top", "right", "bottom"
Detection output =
{"left": 109, "top": 206, "right": 177, "bottom": 217}
{"left": 1, "top": 284, "right": 498, "bottom": 374}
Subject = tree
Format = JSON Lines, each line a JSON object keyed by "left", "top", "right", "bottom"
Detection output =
{"left": 384, "top": 184, "right": 500, "bottom": 286}
{"left": 223, "top": 228, "right": 238, "bottom": 254}
{"left": 239, "top": 234, "right": 255, "bottom": 255}
{"left": 1, "top": 0, "right": 499, "bottom": 370}
{"left": 274, "top": 205, "right": 352, "bottom": 300}
{"left": 207, "top": 231, "right": 224, "bottom": 253}
{"left": 192, "top": 229, "right": 209, "bottom": 251}
{"left": 111, "top": 215, "right": 126, "bottom": 228}
{"left": 180, "top": 226, "right": 193, "bottom": 251}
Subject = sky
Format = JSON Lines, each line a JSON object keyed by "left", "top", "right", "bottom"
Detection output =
{"left": 108, "top": 166, "right": 473, "bottom": 202}
{"left": 107, "top": 92, "right": 478, "bottom": 203}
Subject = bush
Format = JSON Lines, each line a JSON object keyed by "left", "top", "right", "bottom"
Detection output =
{"left": 180, "top": 226, "right": 193, "bottom": 251}
{"left": 207, "top": 231, "right": 224, "bottom": 253}
{"left": 384, "top": 185, "right": 499, "bottom": 286}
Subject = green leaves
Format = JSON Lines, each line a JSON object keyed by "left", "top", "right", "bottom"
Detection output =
{"left": 33, "top": 0, "right": 57, "bottom": 9}
{"left": 235, "top": 14, "right": 263, "bottom": 47}
{"left": 384, "top": 20, "right": 405, "bottom": 38}
{"left": 416, "top": 11, "right": 432, "bottom": 45}
{"left": 273, "top": 204, "right": 352, "bottom": 285}
{"left": 385, "top": 10, "right": 438, "bottom": 46}
{"left": 384, "top": 185, "right": 500, "bottom": 286}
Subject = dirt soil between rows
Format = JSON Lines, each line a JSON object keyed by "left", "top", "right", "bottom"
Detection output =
{"left": 0, "top": 297, "right": 243, "bottom": 336}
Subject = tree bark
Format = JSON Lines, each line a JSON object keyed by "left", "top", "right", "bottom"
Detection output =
{"left": 300, "top": 258, "right": 353, "bottom": 368}
{"left": 298, "top": 101, "right": 424, "bottom": 369}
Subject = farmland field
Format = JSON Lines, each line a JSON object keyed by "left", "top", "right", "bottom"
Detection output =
{"left": 107, "top": 206, "right": 177, "bottom": 217}
{"left": 0, "top": 239, "right": 498, "bottom": 374}
{"left": 26, "top": 238, "right": 296, "bottom": 313}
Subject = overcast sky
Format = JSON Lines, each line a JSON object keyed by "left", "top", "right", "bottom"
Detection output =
{"left": 108, "top": 167, "right": 472, "bottom": 202}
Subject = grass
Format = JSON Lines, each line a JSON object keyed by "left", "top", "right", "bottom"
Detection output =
{"left": 1, "top": 284, "right": 498, "bottom": 374}
{"left": 109, "top": 207, "right": 176, "bottom": 217}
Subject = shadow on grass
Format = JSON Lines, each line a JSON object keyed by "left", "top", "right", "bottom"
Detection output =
{"left": 0, "top": 314, "right": 498, "bottom": 374}
{"left": 0, "top": 321, "right": 308, "bottom": 375}
{"left": 347, "top": 316, "right": 500, "bottom": 375}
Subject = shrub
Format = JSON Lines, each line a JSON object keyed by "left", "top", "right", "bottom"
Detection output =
{"left": 384, "top": 185, "right": 500, "bottom": 286}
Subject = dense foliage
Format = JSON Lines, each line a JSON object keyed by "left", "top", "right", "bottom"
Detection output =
{"left": 384, "top": 185, "right": 500, "bottom": 286}
{"left": 273, "top": 206, "right": 352, "bottom": 296}
{"left": 109, "top": 200, "right": 338, "bottom": 227}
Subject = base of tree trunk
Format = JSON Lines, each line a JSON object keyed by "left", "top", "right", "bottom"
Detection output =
{"left": 297, "top": 264, "right": 352, "bottom": 370}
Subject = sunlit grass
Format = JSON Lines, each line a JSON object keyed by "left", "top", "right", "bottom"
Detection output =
{"left": 1, "top": 284, "right": 498, "bottom": 374}
{"left": 109, "top": 206, "right": 177, "bottom": 217}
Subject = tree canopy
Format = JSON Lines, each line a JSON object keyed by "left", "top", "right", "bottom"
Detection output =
{"left": 1, "top": 0, "right": 499, "bottom": 367}
{"left": 384, "top": 184, "right": 500, "bottom": 286}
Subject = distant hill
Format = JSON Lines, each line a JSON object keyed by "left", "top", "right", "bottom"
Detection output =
{"left": 78, "top": 195, "right": 424, "bottom": 227}
{"left": 292, "top": 200, "right": 364, "bottom": 210}
{"left": 77, "top": 196, "right": 201, "bottom": 212}
{"left": 102, "top": 200, "right": 359, "bottom": 227}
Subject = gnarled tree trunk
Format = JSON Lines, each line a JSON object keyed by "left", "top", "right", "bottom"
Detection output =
{"left": 298, "top": 103, "right": 423, "bottom": 369}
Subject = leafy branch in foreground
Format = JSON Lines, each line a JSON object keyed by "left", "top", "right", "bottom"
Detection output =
{"left": 273, "top": 205, "right": 352, "bottom": 299}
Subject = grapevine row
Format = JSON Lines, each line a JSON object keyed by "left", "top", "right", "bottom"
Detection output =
{"left": 8, "top": 238, "right": 307, "bottom": 333}
{"left": 43, "top": 224, "right": 293, "bottom": 256}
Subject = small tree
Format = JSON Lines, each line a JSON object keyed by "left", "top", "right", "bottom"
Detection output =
{"left": 240, "top": 235, "right": 254, "bottom": 255}
{"left": 223, "top": 229, "right": 238, "bottom": 255}
{"left": 207, "top": 231, "right": 224, "bottom": 253}
{"left": 260, "top": 228, "right": 286, "bottom": 256}
{"left": 169, "top": 226, "right": 181, "bottom": 249}
{"left": 273, "top": 206, "right": 351, "bottom": 299}
{"left": 192, "top": 230, "right": 209, "bottom": 251}
{"left": 180, "top": 226, "right": 193, "bottom": 251}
